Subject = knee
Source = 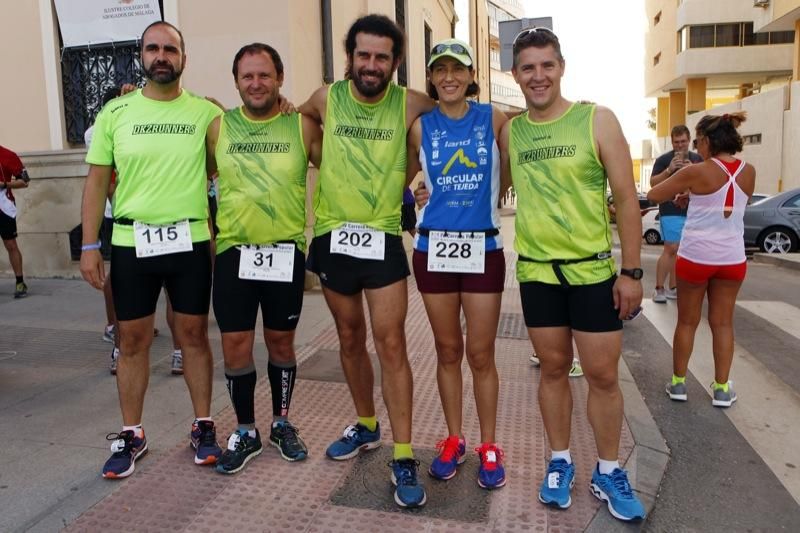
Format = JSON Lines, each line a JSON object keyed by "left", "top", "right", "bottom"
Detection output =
{"left": 267, "top": 338, "right": 296, "bottom": 363}
{"left": 585, "top": 368, "right": 619, "bottom": 392}
{"left": 337, "top": 324, "right": 366, "bottom": 355}
{"left": 708, "top": 314, "right": 733, "bottom": 331}
{"left": 177, "top": 320, "right": 209, "bottom": 348}
{"left": 466, "top": 347, "right": 495, "bottom": 374}
{"left": 3, "top": 239, "right": 17, "bottom": 253}
{"left": 539, "top": 359, "right": 570, "bottom": 382}
{"left": 435, "top": 339, "right": 464, "bottom": 366}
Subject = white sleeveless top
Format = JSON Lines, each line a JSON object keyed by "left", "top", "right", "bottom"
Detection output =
{"left": 678, "top": 158, "right": 749, "bottom": 265}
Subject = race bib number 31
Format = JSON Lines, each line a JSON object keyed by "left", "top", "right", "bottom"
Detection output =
{"left": 133, "top": 220, "right": 192, "bottom": 258}
{"left": 330, "top": 223, "right": 385, "bottom": 260}
{"left": 428, "top": 231, "right": 485, "bottom": 273}
{"left": 238, "top": 244, "right": 295, "bottom": 282}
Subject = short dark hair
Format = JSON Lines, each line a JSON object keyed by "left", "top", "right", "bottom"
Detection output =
{"left": 426, "top": 68, "right": 480, "bottom": 101}
{"left": 695, "top": 112, "right": 747, "bottom": 155}
{"left": 344, "top": 14, "right": 405, "bottom": 63}
{"left": 232, "top": 43, "right": 284, "bottom": 79}
{"left": 141, "top": 21, "right": 185, "bottom": 55}
{"left": 512, "top": 27, "right": 564, "bottom": 68}
{"left": 670, "top": 125, "right": 690, "bottom": 139}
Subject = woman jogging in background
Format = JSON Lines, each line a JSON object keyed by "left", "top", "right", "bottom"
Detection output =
{"left": 647, "top": 112, "right": 755, "bottom": 407}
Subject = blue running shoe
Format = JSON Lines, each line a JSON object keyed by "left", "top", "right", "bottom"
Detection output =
{"left": 476, "top": 442, "right": 506, "bottom": 489}
{"left": 190, "top": 420, "right": 222, "bottom": 465}
{"left": 429, "top": 435, "right": 466, "bottom": 480}
{"left": 102, "top": 429, "right": 148, "bottom": 479}
{"left": 326, "top": 423, "right": 381, "bottom": 460}
{"left": 590, "top": 466, "right": 646, "bottom": 521}
{"left": 538, "top": 458, "right": 575, "bottom": 508}
{"left": 390, "top": 458, "right": 427, "bottom": 508}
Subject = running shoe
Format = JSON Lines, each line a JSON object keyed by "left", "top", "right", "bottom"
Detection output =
{"left": 538, "top": 458, "right": 575, "bottom": 508}
{"left": 711, "top": 381, "right": 737, "bottom": 408}
{"left": 269, "top": 421, "right": 308, "bottom": 461}
{"left": 190, "top": 420, "right": 222, "bottom": 465}
{"left": 102, "top": 429, "right": 148, "bottom": 479}
{"left": 13, "top": 282, "right": 27, "bottom": 299}
{"left": 102, "top": 324, "right": 116, "bottom": 343}
{"left": 216, "top": 429, "right": 263, "bottom": 474}
{"left": 170, "top": 350, "right": 183, "bottom": 375}
{"left": 652, "top": 288, "right": 667, "bottom": 304}
{"left": 390, "top": 458, "right": 427, "bottom": 507}
{"left": 568, "top": 360, "right": 584, "bottom": 378}
{"left": 109, "top": 346, "right": 119, "bottom": 375}
{"left": 326, "top": 422, "right": 381, "bottom": 460}
{"left": 428, "top": 435, "right": 466, "bottom": 480}
{"left": 529, "top": 354, "right": 541, "bottom": 366}
{"left": 476, "top": 442, "right": 506, "bottom": 489}
{"left": 666, "top": 381, "right": 687, "bottom": 401}
{"left": 590, "top": 465, "right": 646, "bottom": 521}
{"left": 665, "top": 287, "right": 678, "bottom": 300}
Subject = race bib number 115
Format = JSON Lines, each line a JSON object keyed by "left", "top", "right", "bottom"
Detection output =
{"left": 133, "top": 220, "right": 192, "bottom": 258}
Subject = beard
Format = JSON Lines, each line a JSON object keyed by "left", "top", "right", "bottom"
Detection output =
{"left": 145, "top": 61, "right": 182, "bottom": 84}
{"left": 242, "top": 90, "right": 279, "bottom": 117}
{"left": 351, "top": 68, "right": 390, "bottom": 98}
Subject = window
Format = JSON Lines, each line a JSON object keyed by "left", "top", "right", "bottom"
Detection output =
{"left": 653, "top": 52, "right": 661, "bottom": 66}
{"left": 743, "top": 134, "right": 762, "bottom": 145}
{"left": 770, "top": 31, "right": 796, "bottom": 44}
{"left": 424, "top": 23, "right": 432, "bottom": 68}
{"left": 715, "top": 23, "right": 740, "bottom": 47}
{"left": 689, "top": 25, "right": 715, "bottom": 48}
{"left": 782, "top": 195, "right": 800, "bottom": 208}
{"left": 395, "top": 0, "right": 407, "bottom": 86}
{"left": 743, "top": 23, "right": 769, "bottom": 45}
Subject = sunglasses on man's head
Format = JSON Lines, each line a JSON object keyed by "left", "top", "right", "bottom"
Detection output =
{"left": 431, "top": 43, "right": 469, "bottom": 56}
{"left": 513, "top": 26, "right": 558, "bottom": 45}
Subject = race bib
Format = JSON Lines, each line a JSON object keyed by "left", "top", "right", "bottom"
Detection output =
{"left": 238, "top": 243, "right": 295, "bottom": 282}
{"left": 330, "top": 223, "right": 385, "bottom": 260}
{"left": 427, "top": 231, "right": 485, "bottom": 273}
{"left": 133, "top": 220, "right": 192, "bottom": 258}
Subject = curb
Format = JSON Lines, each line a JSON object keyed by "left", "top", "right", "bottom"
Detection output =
{"left": 585, "top": 357, "right": 670, "bottom": 532}
{"left": 752, "top": 253, "right": 800, "bottom": 272}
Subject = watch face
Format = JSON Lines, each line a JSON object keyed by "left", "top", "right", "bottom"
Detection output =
{"left": 623, "top": 268, "right": 643, "bottom": 280}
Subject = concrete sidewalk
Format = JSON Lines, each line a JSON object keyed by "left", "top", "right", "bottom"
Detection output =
{"left": 0, "top": 217, "right": 667, "bottom": 532}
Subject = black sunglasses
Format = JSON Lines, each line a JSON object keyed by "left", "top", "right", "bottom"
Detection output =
{"left": 513, "top": 26, "right": 557, "bottom": 45}
{"left": 431, "top": 43, "right": 469, "bottom": 56}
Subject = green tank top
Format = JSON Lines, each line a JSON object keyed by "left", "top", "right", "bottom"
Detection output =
{"left": 214, "top": 108, "right": 308, "bottom": 254}
{"left": 314, "top": 80, "right": 407, "bottom": 236}
{"left": 509, "top": 103, "right": 616, "bottom": 285}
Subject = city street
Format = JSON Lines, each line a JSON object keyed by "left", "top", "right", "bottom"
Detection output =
{"left": 1, "top": 216, "right": 799, "bottom": 531}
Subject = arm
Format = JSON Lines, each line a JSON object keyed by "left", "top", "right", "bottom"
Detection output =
{"left": 405, "top": 88, "right": 436, "bottom": 129}
{"left": 0, "top": 150, "right": 30, "bottom": 190}
{"left": 405, "top": 117, "right": 422, "bottom": 187}
{"left": 302, "top": 114, "right": 324, "bottom": 168}
{"left": 647, "top": 165, "right": 698, "bottom": 204}
{"left": 594, "top": 106, "right": 642, "bottom": 319}
{"left": 0, "top": 171, "right": 30, "bottom": 190}
{"left": 205, "top": 116, "right": 221, "bottom": 176}
{"left": 495, "top": 108, "right": 512, "bottom": 198}
{"left": 298, "top": 85, "right": 328, "bottom": 125}
{"left": 79, "top": 164, "right": 114, "bottom": 290}
{"left": 650, "top": 153, "right": 689, "bottom": 187}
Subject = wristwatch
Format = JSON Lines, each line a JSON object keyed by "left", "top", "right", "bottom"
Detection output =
{"left": 620, "top": 267, "right": 644, "bottom": 280}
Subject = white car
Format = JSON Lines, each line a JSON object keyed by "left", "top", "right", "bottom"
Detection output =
{"left": 642, "top": 208, "right": 662, "bottom": 245}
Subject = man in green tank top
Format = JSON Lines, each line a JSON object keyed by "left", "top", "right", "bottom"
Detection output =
{"left": 500, "top": 28, "right": 646, "bottom": 521}
{"left": 205, "top": 43, "right": 322, "bottom": 474}
{"left": 299, "top": 14, "right": 434, "bottom": 508}
{"left": 80, "top": 21, "right": 223, "bottom": 479}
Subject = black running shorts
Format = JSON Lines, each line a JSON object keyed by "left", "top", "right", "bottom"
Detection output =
{"left": 520, "top": 276, "right": 622, "bottom": 332}
{"left": 306, "top": 231, "right": 410, "bottom": 295}
{"left": 212, "top": 246, "right": 304, "bottom": 332}
{"left": 0, "top": 211, "right": 17, "bottom": 240}
{"left": 111, "top": 242, "right": 212, "bottom": 321}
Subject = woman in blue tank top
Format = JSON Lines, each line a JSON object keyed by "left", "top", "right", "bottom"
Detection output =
{"left": 406, "top": 38, "right": 510, "bottom": 490}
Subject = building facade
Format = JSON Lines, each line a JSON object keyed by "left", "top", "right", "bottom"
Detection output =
{"left": 645, "top": 0, "right": 800, "bottom": 193}
{"left": 0, "top": 0, "right": 460, "bottom": 276}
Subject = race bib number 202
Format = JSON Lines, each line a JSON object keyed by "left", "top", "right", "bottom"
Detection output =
{"left": 330, "top": 223, "right": 385, "bottom": 260}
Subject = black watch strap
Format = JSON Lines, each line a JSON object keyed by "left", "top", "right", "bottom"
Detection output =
{"left": 620, "top": 268, "right": 643, "bottom": 280}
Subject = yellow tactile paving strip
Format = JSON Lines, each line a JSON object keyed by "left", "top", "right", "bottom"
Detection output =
{"left": 66, "top": 252, "right": 633, "bottom": 532}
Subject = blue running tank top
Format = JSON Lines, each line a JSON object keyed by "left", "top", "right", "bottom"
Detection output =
{"left": 415, "top": 102, "right": 501, "bottom": 252}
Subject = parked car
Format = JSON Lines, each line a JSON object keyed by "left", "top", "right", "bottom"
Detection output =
{"left": 642, "top": 208, "right": 662, "bottom": 244}
{"left": 748, "top": 193, "right": 770, "bottom": 205}
{"left": 743, "top": 188, "right": 800, "bottom": 253}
